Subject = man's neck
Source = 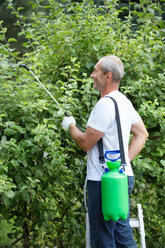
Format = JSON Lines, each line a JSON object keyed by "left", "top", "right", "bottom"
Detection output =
{"left": 100, "top": 86, "right": 119, "bottom": 98}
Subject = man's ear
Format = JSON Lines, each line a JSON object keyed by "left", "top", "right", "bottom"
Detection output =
{"left": 106, "top": 72, "right": 112, "bottom": 80}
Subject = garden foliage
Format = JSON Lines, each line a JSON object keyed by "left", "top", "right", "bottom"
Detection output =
{"left": 0, "top": 0, "right": 164, "bottom": 247}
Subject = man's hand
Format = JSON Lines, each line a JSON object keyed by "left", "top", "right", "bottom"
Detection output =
{"left": 62, "top": 116, "right": 76, "bottom": 131}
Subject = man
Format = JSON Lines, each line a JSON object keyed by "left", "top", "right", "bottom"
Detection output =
{"left": 62, "top": 55, "right": 148, "bottom": 248}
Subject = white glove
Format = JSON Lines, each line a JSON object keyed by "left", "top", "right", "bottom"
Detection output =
{"left": 62, "top": 116, "right": 76, "bottom": 131}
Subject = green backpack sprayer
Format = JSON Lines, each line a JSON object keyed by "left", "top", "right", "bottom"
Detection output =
{"left": 101, "top": 159, "right": 129, "bottom": 222}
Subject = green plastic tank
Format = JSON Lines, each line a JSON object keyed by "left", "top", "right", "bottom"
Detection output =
{"left": 101, "top": 161, "right": 129, "bottom": 222}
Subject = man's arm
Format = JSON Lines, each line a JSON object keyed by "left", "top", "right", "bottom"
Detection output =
{"left": 128, "top": 119, "right": 148, "bottom": 162}
{"left": 69, "top": 124, "right": 104, "bottom": 152}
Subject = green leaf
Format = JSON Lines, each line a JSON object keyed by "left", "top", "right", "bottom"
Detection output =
{"left": 17, "top": 7, "right": 24, "bottom": 11}
{"left": 8, "top": 38, "right": 17, "bottom": 43}
{"left": 5, "top": 190, "right": 14, "bottom": 198}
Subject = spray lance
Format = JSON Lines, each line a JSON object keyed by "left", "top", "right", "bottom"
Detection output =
{"left": 19, "top": 64, "right": 70, "bottom": 117}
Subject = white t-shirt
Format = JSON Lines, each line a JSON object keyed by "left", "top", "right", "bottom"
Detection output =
{"left": 86, "top": 90, "right": 141, "bottom": 181}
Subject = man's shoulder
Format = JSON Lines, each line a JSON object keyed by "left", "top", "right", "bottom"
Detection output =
{"left": 96, "top": 96, "right": 114, "bottom": 109}
{"left": 108, "top": 91, "right": 132, "bottom": 105}
{"left": 103, "top": 91, "right": 129, "bottom": 104}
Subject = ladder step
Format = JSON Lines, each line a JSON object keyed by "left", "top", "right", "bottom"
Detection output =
{"left": 130, "top": 218, "right": 140, "bottom": 228}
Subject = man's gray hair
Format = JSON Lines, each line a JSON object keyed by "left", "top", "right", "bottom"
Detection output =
{"left": 100, "top": 55, "right": 124, "bottom": 82}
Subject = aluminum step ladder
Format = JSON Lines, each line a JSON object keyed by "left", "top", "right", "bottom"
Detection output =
{"left": 129, "top": 203, "right": 146, "bottom": 248}
{"left": 85, "top": 203, "right": 146, "bottom": 248}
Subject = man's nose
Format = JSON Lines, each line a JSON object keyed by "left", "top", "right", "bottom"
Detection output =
{"left": 90, "top": 72, "right": 94, "bottom": 78}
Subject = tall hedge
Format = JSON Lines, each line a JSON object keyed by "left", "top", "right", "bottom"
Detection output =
{"left": 0, "top": 0, "right": 164, "bottom": 247}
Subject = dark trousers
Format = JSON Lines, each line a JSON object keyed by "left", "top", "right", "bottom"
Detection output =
{"left": 87, "top": 176, "right": 137, "bottom": 248}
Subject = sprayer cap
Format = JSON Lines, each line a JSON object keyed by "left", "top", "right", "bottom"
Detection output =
{"left": 106, "top": 161, "right": 121, "bottom": 170}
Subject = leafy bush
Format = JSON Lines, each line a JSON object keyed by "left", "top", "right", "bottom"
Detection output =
{"left": 0, "top": 0, "right": 164, "bottom": 247}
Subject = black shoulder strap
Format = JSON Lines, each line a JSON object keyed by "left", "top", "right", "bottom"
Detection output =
{"left": 98, "top": 138, "right": 105, "bottom": 164}
{"left": 98, "top": 96, "right": 127, "bottom": 170}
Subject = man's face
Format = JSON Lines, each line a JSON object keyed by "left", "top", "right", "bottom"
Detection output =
{"left": 90, "top": 61, "right": 107, "bottom": 92}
